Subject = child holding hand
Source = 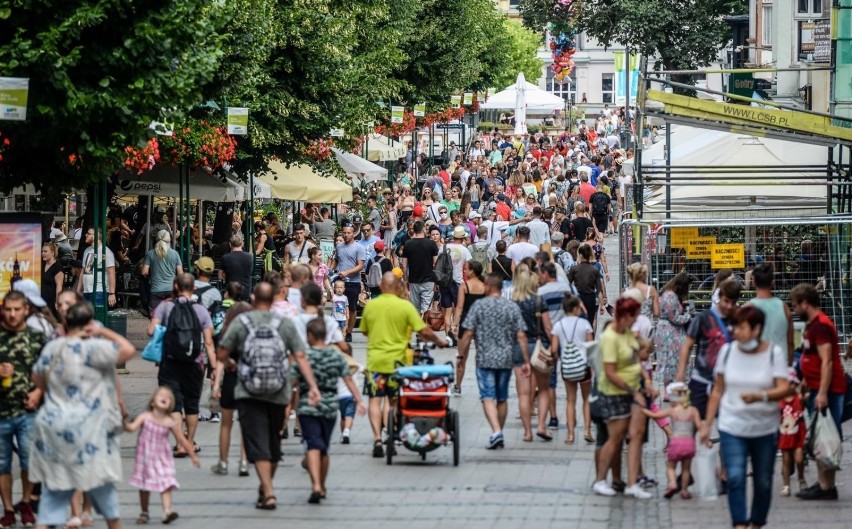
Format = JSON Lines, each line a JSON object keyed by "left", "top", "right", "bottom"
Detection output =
{"left": 778, "top": 368, "right": 807, "bottom": 496}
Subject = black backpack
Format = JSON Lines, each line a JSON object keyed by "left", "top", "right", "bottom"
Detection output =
{"left": 162, "top": 300, "right": 203, "bottom": 363}
{"left": 434, "top": 247, "right": 454, "bottom": 288}
{"left": 591, "top": 192, "right": 610, "bottom": 217}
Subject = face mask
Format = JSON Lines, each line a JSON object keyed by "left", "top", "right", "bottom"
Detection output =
{"left": 739, "top": 338, "right": 759, "bottom": 351}
{"left": 440, "top": 213, "right": 448, "bottom": 220}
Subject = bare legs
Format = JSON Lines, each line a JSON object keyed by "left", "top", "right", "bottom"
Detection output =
{"left": 564, "top": 380, "right": 592, "bottom": 443}
{"left": 514, "top": 365, "right": 532, "bottom": 441}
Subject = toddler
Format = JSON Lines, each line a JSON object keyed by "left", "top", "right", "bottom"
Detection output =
{"left": 779, "top": 368, "right": 807, "bottom": 496}
{"left": 125, "top": 387, "right": 200, "bottom": 524}
{"left": 332, "top": 280, "right": 349, "bottom": 330}
{"left": 643, "top": 382, "right": 701, "bottom": 499}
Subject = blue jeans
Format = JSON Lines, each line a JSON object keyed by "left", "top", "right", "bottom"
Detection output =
{"left": 0, "top": 412, "right": 36, "bottom": 474}
{"left": 476, "top": 368, "right": 512, "bottom": 402}
{"left": 720, "top": 431, "right": 777, "bottom": 527}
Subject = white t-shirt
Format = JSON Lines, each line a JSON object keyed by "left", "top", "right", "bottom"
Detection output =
{"left": 81, "top": 246, "right": 116, "bottom": 294}
{"left": 632, "top": 314, "right": 654, "bottom": 339}
{"left": 505, "top": 241, "right": 538, "bottom": 264}
{"left": 526, "top": 219, "right": 551, "bottom": 248}
{"left": 482, "top": 220, "right": 509, "bottom": 249}
{"left": 715, "top": 342, "right": 788, "bottom": 438}
{"left": 332, "top": 294, "right": 348, "bottom": 322}
{"left": 287, "top": 287, "right": 303, "bottom": 313}
{"left": 551, "top": 315, "right": 593, "bottom": 362}
{"left": 444, "top": 243, "right": 472, "bottom": 284}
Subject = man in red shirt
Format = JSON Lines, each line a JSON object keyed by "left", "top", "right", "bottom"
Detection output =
{"left": 578, "top": 173, "right": 596, "bottom": 204}
{"left": 791, "top": 283, "right": 846, "bottom": 500}
{"left": 495, "top": 194, "right": 512, "bottom": 221}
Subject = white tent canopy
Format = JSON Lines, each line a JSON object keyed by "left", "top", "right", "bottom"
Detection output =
{"left": 634, "top": 126, "right": 831, "bottom": 220}
{"left": 332, "top": 148, "right": 388, "bottom": 186}
{"left": 480, "top": 80, "right": 566, "bottom": 112}
{"left": 364, "top": 134, "right": 406, "bottom": 162}
{"left": 115, "top": 166, "right": 242, "bottom": 201}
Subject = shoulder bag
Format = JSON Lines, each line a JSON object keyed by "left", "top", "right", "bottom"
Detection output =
{"left": 530, "top": 296, "right": 553, "bottom": 374}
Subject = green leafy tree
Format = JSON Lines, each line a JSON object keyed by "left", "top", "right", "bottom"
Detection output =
{"left": 488, "top": 18, "right": 544, "bottom": 90}
{"left": 520, "top": 0, "right": 747, "bottom": 94}
{"left": 0, "top": 1, "right": 233, "bottom": 197}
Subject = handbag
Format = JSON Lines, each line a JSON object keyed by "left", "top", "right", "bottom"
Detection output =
{"left": 559, "top": 318, "right": 588, "bottom": 381}
{"left": 530, "top": 296, "right": 553, "bottom": 374}
{"left": 141, "top": 324, "right": 167, "bottom": 363}
{"left": 423, "top": 301, "right": 445, "bottom": 332}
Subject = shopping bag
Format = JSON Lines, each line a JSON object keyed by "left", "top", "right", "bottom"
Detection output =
{"left": 141, "top": 324, "right": 166, "bottom": 363}
{"left": 693, "top": 442, "right": 719, "bottom": 501}
{"left": 807, "top": 408, "right": 843, "bottom": 470}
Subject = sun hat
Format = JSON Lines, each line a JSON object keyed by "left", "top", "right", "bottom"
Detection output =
{"left": 452, "top": 226, "right": 467, "bottom": 239}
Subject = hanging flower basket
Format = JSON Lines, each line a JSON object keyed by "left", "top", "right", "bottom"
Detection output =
{"left": 124, "top": 138, "right": 160, "bottom": 175}
{"left": 0, "top": 131, "right": 8, "bottom": 163}
{"left": 157, "top": 118, "right": 236, "bottom": 169}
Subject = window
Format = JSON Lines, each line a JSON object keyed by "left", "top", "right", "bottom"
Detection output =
{"left": 762, "top": 2, "right": 772, "bottom": 46}
{"left": 797, "top": 0, "right": 821, "bottom": 16}
{"left": 545, "top": 68, "right": 576, "bottom": 103}
{"left": 601, "top": 73, "right": 614, "bottom": 104}
{"left": 509, "top": 0, "right": 520, "bottom": 9}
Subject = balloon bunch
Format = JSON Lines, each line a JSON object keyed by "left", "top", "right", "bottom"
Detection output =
{"left": 548, "top": 0, "right": 579, "bottom": 82}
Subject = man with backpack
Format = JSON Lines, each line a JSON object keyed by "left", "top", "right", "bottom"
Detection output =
{"left": 217, "top": 282, "right": 320, "bottom": 510}
{"left": 148, "top": 273, "right": 217, "bottom": 457}
{"left": 469, "top": 225, "right": 496, "bottom": 272}
{"left": 589, "top": 180, "right": 611, "bottom": 236}
{"left": 365, "top": 241, "right": 392, "bottom": 298}
{"left": 193, "top": 256, "right": 225, "bottom": 422}
{"left": 439, "top": 227, "right": 472, "bottom": 337}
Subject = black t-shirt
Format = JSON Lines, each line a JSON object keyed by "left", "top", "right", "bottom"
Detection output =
{"left": 570, "top": 217, "right": 594, "bottom": 242}
{"left": 402, "top": 237, "right": 438, "bottom": 283}
{"left": 559, "top": 218, "right": 572, "bottom": 236}
{"left": 491, "top": 255, "right": 513, "bottom": 281}
{"left": 221, "top": 250, "right": 253, "bottom": 299}
{"left": 567, "top": 262, "right": 601, "bottom": 295}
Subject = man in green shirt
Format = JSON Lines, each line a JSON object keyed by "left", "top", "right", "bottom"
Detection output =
{"left": 360, "top": 272, "right": 448, "bottom": 458}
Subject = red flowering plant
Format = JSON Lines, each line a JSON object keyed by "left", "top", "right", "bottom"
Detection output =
{"left": 304, "top": 138, "right": 335, "bottom": 162}
{"left": 0, "top": 130, "right": 8, "bottom": 163}
{"left": 157, "top": 118, "right": 236, "bottom": 169}
{"left": 124, "top": 138, "right": 160, "bottom": 175}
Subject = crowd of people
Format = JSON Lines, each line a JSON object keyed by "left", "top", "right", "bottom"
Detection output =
{"left": 1, "top": 108, "right": 847, "bottom": 528}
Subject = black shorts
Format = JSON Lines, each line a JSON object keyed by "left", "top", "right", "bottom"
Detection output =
{"left": 219, "top": 371, "right": 238, "bottom": 410}
{"left": 593, "top": 215, "right": 608, "bottom": 233}
{"left": 343, "top": 282, "right": 361, "bottom": 317}
{"left": 237, "top": 399, "right": 286, "bottom": 463}
{"left": 298, "top": 415, "right": 337, "bottom": 455}
{"left": 439, "top": 282, "right": 459, "bottom": 308}
{"left": 158, "top": 361, "right": 204, "bottom": 415}
{"left": 688, "top": 378, "right": 711, "bottom": 420}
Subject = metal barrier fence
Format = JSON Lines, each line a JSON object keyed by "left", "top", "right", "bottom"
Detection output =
{"left": 618, "top": 214, "right": 852, "bottom": 342}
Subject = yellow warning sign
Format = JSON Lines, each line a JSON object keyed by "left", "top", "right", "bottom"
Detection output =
{"left": 670, "top": 227, "right": 698, "bottom": 249}
{"left": 686, "top": 236, "right": 716, "bottom": 259}
{"left": 711, "top": 243, "right": 745, "bottom": 269}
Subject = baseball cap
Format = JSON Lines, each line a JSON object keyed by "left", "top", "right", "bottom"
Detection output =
{"left": 13, "top": 279, "right": 47, "bottom": 308}
{"left": 194, "top": 256, "right": 215, "bottom": 274}
{"left": 468, "top": 211, "right": 481, "bottom": 220}
{"left": 374, "top": 241, "right": 385, "bottom": 252}
{"left": 452, "top": 226, "right": 467, "bottom": 239}
{"left": 352, "top": 214, "right": 363, "bottom": 224}
{"left": 497, "top": 194, "right": 509, "bottom": 203}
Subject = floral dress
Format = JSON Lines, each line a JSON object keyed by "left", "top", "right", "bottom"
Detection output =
{"left": 29, "top": 338, "right": 123, "bottom": 491}
{"left": 653, "top": 290, "right": 692, "bottom": 385}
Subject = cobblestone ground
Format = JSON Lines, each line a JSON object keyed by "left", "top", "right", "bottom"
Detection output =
{"left": 14, "top": 236, "right": 852, "bottom": 528}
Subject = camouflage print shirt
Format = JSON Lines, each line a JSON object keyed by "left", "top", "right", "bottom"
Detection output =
{"left": 0, "top": 326, "right": 47, "bottom": 420}
{"left": 292, "top": 346, "right": 349, "bottom": 419}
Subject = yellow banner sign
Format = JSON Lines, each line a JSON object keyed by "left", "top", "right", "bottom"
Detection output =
{"left": 686, "top": 236, "right": 716, "bottom": 259}
{"left": 711, "top": 243, "right": 746, "bottom": 269}
{"left": 646, "top": 89, "right": 852, "bottom": 143}
{"left": 670, "top": 227, "right": 698, "bottom": 249}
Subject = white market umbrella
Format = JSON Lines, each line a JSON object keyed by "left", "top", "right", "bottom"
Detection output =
{"left": 514, "top": 72, "right": 527, "bottom": 135}
{"left": 332, "top": 148, "right": 388, "bottom": 186}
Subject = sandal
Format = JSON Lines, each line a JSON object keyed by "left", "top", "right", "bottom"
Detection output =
{"left": 80, "top": 513, "right": 94, "bottom": 527}
{"left": 583, "top": 432, "right": 594, "bottom": 444}
{"left": 256, "top": 496, "right": 277, "bottom": 510}
{"left": 135, "top": 512, "right": 150, "bottom": 525}
{"left": 680, "top": 490, "right": 693, "bottom": 500}
{"left": 663, "top": 485, "right": 678, "bottom": 499}
{"left": 172, "top": 448, "right": 188, "bottom": 459}
{"left": 565, "top": 434, "right": 575, "bottom": 445}
{"left": 308, "top": 491, "right": 322, "bottom": 504}
{"left": 522, "top": 434, "right": 533, "bottom": 442}
{"left": 536, "top": 431, "right": 553, "bottom": 442}
{"left": 66, "top": 516, "right": 83, "bottom": 529}
{"left": 162, "top": 511, "right": 179, "bottom": 524}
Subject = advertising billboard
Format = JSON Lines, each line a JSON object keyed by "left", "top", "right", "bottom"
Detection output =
{"left": 0, "top": 212, "right": 42, "bottom": 297}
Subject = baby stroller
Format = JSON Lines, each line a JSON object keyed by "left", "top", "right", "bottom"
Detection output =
{"left": 386, "top": 360, "right": 459, "bottom": 467}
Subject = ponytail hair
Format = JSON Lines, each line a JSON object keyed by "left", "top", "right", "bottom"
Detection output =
{"left": 155, "top": 230, "right": 171, "bottom": 259}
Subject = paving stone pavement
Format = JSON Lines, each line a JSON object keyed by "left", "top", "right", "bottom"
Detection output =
{"left": 13, "top": 235, "right": 852, "bottom": 528}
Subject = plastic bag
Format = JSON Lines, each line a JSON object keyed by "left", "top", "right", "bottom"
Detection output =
{"left": 693, "top": 442, "right": 719, "bottom": 501}
{"left": 809, "top": 409, "right": 843, "bottom": 470}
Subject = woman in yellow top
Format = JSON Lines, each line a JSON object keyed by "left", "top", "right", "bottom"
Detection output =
{"left": 592, "top": 297, "right": 654, "bottom": 500}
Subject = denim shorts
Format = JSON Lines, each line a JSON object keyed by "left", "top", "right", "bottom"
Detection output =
{"left": 38, "top": 483, "right": 121, "bottom": 525}
{"left": 476, "top": 368, "right": 512, "bottom": 402}
{"left": 339, "top": 397, "right": 356, "bottom": 418}
{"left": 298, "top": 415, "right": 337, "bottom": 455}
{"left": 0, "top": 412, "right": 35, "bottom": 474}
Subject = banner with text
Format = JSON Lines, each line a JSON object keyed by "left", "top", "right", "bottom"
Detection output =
{"left": 686, "top": 236, "right": 717, "bottom": 259}
{"left": 670, "top": 227, "right": 698, "bottom": 249}
{"left": 0, "top": 213, "right": 42, "bottom": 296}
{"left": 463, "top": 92, "right": 473, "bottom": 106}
{"left": 391, "top": 106, "right": 404, "bottom": 124}
{"left": 413, "top": 103, "right": 426, "bottom": 117}
{"left": 613, "top": 52, "right": 639, "bottom": 106}
{"left": 226, "top": 107, "right": 249, "bottom": 135}
{"left": 711, "top": 243, "right": 745, "bottom": 269}
{"left": 0, "top": 77, "right": 29, "bottom": 121}
{"left": 450, "top": 95, "right": 462, "bottom": 108}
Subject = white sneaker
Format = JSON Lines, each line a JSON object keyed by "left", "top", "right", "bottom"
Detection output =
{"left": 780, "top": 485, "right": 791, "bottom": 496}
{"left": 592, "top": 480, "right": 617, "bottom": 497}
{"left": 625, "top": 484, "right": 653, "bottom": 499}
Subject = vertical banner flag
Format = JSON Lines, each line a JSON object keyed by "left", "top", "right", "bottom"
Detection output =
{"left": 413, "top": 103, "right": 426, "bottom": 117}
{"left": 329, "top": 128, "right": 344, "bottom": 137}
{"left": 226, "top": 107, "right": 249, "bottom": 135}
{"left": 613, "top": 52, "right": 640, "bottom": 106}
{"left": 390, "top": 106, "right": 404, "bottom": 124}
{"left": 463, "top": 92, "right": 473, "bottom": 106}
{"left": 450, "top": 95, "right": 462, "bottom": 107}
{"left": 0, "top": 77, "right": 29, "bottom": 121}
{"left": 0, "top": 213, "right": 42, "bottom": 296}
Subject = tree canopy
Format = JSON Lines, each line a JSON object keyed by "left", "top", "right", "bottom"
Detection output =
{"left": 488, "top": 19, "right": 545, "bottom": 91}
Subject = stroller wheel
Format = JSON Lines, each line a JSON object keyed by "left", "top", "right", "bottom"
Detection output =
{"left": 386, "top": 410, "right": 395, "bottom": 466}
{"left": 451, "top": 410, "right": 460, "bottom": 467}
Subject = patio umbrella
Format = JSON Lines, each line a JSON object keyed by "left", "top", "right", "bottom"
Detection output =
{"left": 514, "top": 72, "right": 528, "bottom": 136}
{"left": 332, "top": 148, "right": 388, "bottom": 186}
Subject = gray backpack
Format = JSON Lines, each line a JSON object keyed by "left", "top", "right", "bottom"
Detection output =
{"left": 237, "top": 313, "right": 288, "bottom": 395}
